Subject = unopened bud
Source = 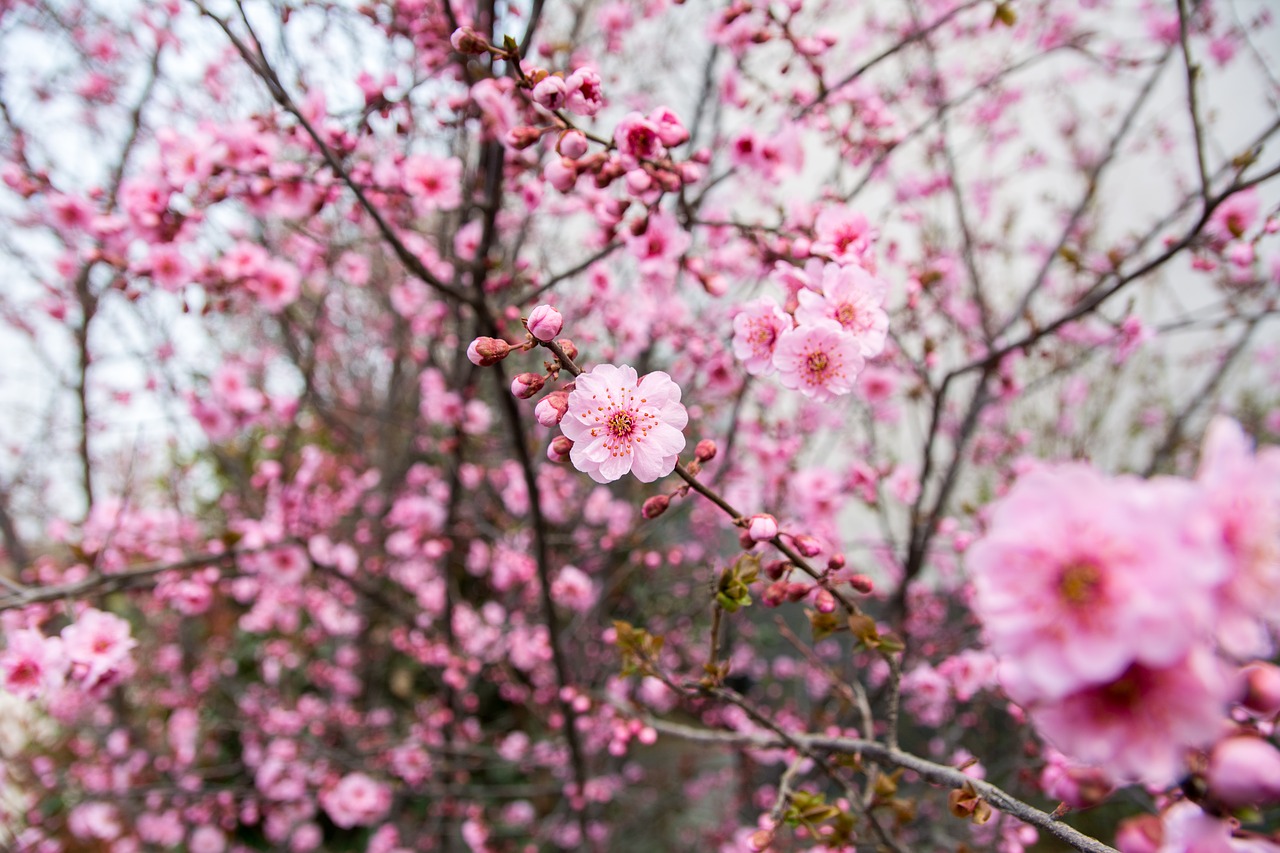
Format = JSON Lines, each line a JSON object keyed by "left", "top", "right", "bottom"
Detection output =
{"left": 642, "top": 495, "right": 670, "bottom": 519}
{"left": 848, "top": 574, "right": 875, "bottom": 594}
{"left": 450, "top": 26, "right": 489, "bottom": 54}
{"left": 814, "top": 588, "right": 836, "bottom": 613}
{"left": 785, "top": 582, "right": 810, "bottom": 602}
{"left": 534, "top": 391, "right": 569, "bottom": 427}
{"left": 526, "top": 304, "right": 564, "bottom": 341}
{"left": 548, "top": 435, "right": 573, "bottom": 462}
{"left": 506, "top": 125, "right": 545, "bottom": 150}
{"left": 764, "top": 560, "right": 788, "bottom": 581}
{"left": 694, "top": 439, "right": 717, "bottom": 463}
{"left": 1241, "top": 662, "right": 1280, "bottom": 716}
{"left": 557, "top": 129, "right": 589, "bottom": 160}
{"left": 747, "top": 514, "right": 778, "bottom": 542}
{"left": 792, "top": 534, "right": 822, "bottom": 557}
{"left": 467, "top": 336, "right": 511, "bottom": 366}
{"left": 762, "top": 581, "right": 787, "bottom": 608}
{"left": 531, "top": 75, "right": 567, "bottom": 110}
{"left": 511, "top": 372, "right": 546, "bottom": 399}
{"left": 556, "top": 338, "right": 579, "bottom": 361}
{"left": 827, "top": 553, "right": 846, "bottom": 571}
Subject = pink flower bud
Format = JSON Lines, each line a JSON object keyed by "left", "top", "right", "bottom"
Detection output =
{"left": 556, "top": 339, "right": 579, "bottom": 361}
{"left": 792, "top": 534, "right": 822, "bottom": 557}
{"left": 545, "top": 157, "right": 578, "bottom": 193}
{"left": 548, "top": 436, "right": 573, "bottom": 462}
{"left": 747, "top": 514, "right": 778, "bottom": 542}
{"left": 827, "top": 553, "right": 846, "bottom": 571}
{"left": 624, "top": 169, "right": 652, "bottom": 195}
{"left": 764, "top": 560, "right": 788, "bottom": 581}
{"left": 534, "top": 391, "right": 569, "bottom": 427}
{"left": 1241, "top": 662, "right": 1280, "bottom": 716}
{"left": 526, "top": 304, "right": 563, "bottom": 341}
{"left": 450, "top": 26, "right": 489, "bottom": 54}
{"left": 532, "top": 76, "right": 567, "bottom": 110}
{"left": 511, "top": 373, "right": 546, "bottom": 399}
{"left": 557, "top": 130, "right": 589, "bottom": 160}
{"left": 762, "top": 581, "right": 787, "bottom": 608}
{"left": 694, "top": 439, "right": 716, "bottom": 462}
{"left": 848, "top": 574, "right": 875, "bottom": 594}
{"left": 814, "top": 589, "right": 836, "bottom": 613}
{"left": 1206, "top": 735, "right": 1280, "bottom": 808}
{"left": 467, "top": 336, "right": 511, "bottom": 366}
{"left": 505, "top": 126, "right": 545, "bottom": 150}
{"left": 641, "top": 495, "right": 670, "bottom": 519}
{"left": 785, "top": 582, "right": 810, "bottom": 602}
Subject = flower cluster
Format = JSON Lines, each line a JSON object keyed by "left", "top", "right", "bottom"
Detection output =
{"left": 732, "top": 245, "right": 889, "bottom": 401}
{"left": 967, "top": 417, "right": 1280, "bottom": 791}
{"left": 2, "top": 608, "right": 137, "bottom": 701}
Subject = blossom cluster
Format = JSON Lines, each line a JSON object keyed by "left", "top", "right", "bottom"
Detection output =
{"left": 732, "top": 210, "right": 889, "bottom": 401}
{"left": 967, "top": 417, "right": 1280, "bottom": 794}
{"left": 1, "top": 608, "right": 137, "bottom": 702}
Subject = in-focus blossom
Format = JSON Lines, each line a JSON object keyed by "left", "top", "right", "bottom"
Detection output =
{"left": 320, "top": 773, "right": 392, "bottom": 829}
{"left": 772, "top": 320, "right": 864, "bottom": 401}
{"left": 795, "top": 262, "right": 890, "bottom": 358}
{"left": 560, "top": 364, "right": 687, "bottom": 483}
{"left": 732, "top": 297, "right": 791, "bottom": 375}
{"left": 564, "top": 67, "right": 604, "bottom": 117}
{"left": 747, "top": 514, "right": 778, "bottom": 542}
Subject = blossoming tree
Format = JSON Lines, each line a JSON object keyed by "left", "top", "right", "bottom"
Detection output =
{"left": 1, "top": 0, "right": 1279, "bottom": 851}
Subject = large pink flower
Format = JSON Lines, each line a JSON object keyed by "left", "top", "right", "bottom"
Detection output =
{"left": 560, "top": 364, "right": 687, "bottom": 484}
{"left": 967, "top": 463, "right": 1224, "bottom": 703}
{"left": 1028, "top": 651, "right": 1232, "bottom": 787}
{"left": 771, "top": 320, "right": 863, "bottom": 401}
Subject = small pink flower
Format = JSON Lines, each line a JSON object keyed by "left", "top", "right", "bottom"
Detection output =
{"left": 732, "top": 297, "right": 791, "bottom": 375}
{"left": 532, "top": 75, "right": 567, "bottom": 110}
{"left": 613, "top": 112, "right": 666, "bottom": 170}
{"left": 551, "top": 565, "right": 598, "bottom": 612}
{"left": 811, "top": 207, "right": 877, "bottom": 266}
{"left": 559, "top": 364, "right": 687, "bottom": 483}
{"left": 772, "top": 320, "right": 864, "bottom": 401}
{"left": 795, "top": 263, "right": 889, "bottom": 358}
{"left": 527, "top": 304, "right": 564, "bottom": 341}
{"left": 1, "top": 628, "right": 66, "bottom": 699}
{"left": 747, "top": 514, "right": 778, "bottom": 542}
{"left": 557, "top": 130, "right": 589, "bottom": 159}
{"left": 402, "top": 153, "right": 462, "bottom": 210}
{"left": 565, "top": 67, "right": 604, "bottom": 117}
{"left": 545, "top": 157, "right": 578, "bottom": 193}
{"left": 321, "top": 772, "right": 392, "bottom": 829}
{"left": 648, "top": 106, "right": 689, "bottom": 147}
{"left": 61, "top": 608, "right": 137, "bottom": 689}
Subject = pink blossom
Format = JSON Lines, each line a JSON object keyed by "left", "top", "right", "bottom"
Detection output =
{"left": 1, "top": 628, "right": 66, "bottom": 699}
{"left": 564, "top": 67, "right": 604, "bottom": 117}
{"left": 527, "top": 304, "right": 563, "bottom": 341}
{"left": 794, "top": 262, "right": 889, "bottom": 357}
{"left": 545, "top": 157, "right": 578, "bottom": 193}
{"left": 613, "top": 112, "right": 666, "bottom": 170}
{"left": 551, "top": 565, "right": 598, "bottom": 612}
{"left": 560, "top": 364, "right": 687, "bottom": 484}
{"left": 557, "top": 130, "right": 589, "bottom": 159}
{"left": 1150, "top": 801, "right": 1280, "bottom": 853}
{"left": 402, "top": 153, "right": 462, "bottom": 210}
{"left": 1029, "top": 651, "right": 1231, "bottom": 787}
{"left": 968, "top": 464, "right": 1225, "bottom": 703}
{"left": 247, "top": 259, "right": 301, "bottom": 312}
{"left": 61, "top": 608, "right": 137, "bottom": 689}
{"left": 321, "top": 772, "right": 392, "bottom": 828}
{"left": 747, "top": 514, "right": 778, "bottom": 542}
{"left": 649, "top": 107, "right": 689, "bottom": 147}
{"left": 532, "top": 75, "right": 567, "bottom": 110}
{"left": 1208, "top": 188, "right": 1260, "bottom": 243}
{"left": 811, "top": 207, "right": 877, "bottom": 266}
{"left": 732, "top": 297, "right": 792, "bottom": 375}
{"left": 772, "top": 320, "right": 864, "bottom": 401}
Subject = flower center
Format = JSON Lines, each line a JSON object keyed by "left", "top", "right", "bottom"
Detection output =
{"left": 804, "top": 349, "right": 833, "bottom": 384}
{"left": 607, "top": 410, "right": 635, "bottom": 438}
{"left": 835, "top": 302, "right": 857, "bottom": 327}
{"left": 1058, "top": 560, "right": 1102, "bottom": 606}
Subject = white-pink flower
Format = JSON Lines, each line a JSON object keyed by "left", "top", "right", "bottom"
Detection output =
{"left": 321, "top": 772, "right": 392, "bottom": 829}
{"left": 794, "top": 263, "right": 889, "bottom": 358}
{"left": 560, "top": 364, "right": 687, "bottom": 484}
{"left": 811, "top": 207, "right": 877, "bottom": 266}
{"left": 1, "top": 628, "right": 66, "bottom": 699}
{"left": 771, "top": 320, "right": 864, "bottom": 401}
{"left": 732, "top": 297, "right": 791, "bottom": 375}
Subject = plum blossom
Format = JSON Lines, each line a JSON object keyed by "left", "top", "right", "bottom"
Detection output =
{"left": 61, "top": 608, "right": 137, "bottom": 689}
{"left": 795, "top": 262, "right": 890, "bottom": 357}
{"left": 564, "top": 67, "right": 604, "bottom": 117}
{"left": 1, "top": 629, "right": 66, "bottom": 699}
{"left": 811, "top": 207, "right": 877, "bottom": 267}
{"left": 772, "top": 320, "right": 864, "bottom": 401}
{"left": 560, "top": 364, "right": 687, "bottom": 483}
{"left": 320, "top": 772, "right": 392, "bottom": 829}
{"left": 967, "top": 464, "right": 1225, "bottom": 703}
{"left": 613, "top": 111, "right": 666, "bottom": 170}
{"left": 402, "top": 153, "right": 462, "bottom": 210}
{"left": 732, "top": 297, "right": 791, "bottom": 375}
{"left": 526, "top": 304, "right": 563, "bottom": 341}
